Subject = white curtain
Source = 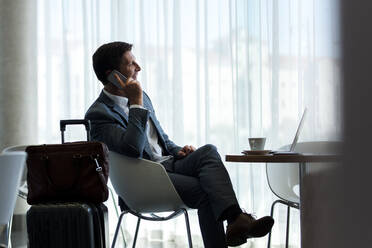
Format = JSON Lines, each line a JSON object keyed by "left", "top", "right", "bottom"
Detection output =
{"left": 37, "top": 0, "right": 341, "bottom": 247}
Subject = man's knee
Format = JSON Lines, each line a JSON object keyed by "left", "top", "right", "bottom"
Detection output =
{"left": 196, "top": 144, "right": 224, "bottom": 165}
{"left": 199, "top": 144, "right": 217, "bottom": 152}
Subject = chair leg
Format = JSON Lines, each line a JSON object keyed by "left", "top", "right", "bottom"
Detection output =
{"left": 182, "top": 209, "right": 193, "bottom": 248}
{"left": 285, "top": 205, "right": 290, "bottom": 248}
{"left": 267, "top": 200, "right": 279, "bottom": 248}
{"left": 268, "top": 200, "right": 298, "bottom": 248}
{"left": 111, "top": 211, "right": 127, "bottom": 248}
{"left": 8, "top": 216, "right": 12, "bottom": 248}
{"left": 109, "top": 187, "right": 126, "bottom": 247}
{"left": 132, "top": 218, "right": 141, "bottom": 248}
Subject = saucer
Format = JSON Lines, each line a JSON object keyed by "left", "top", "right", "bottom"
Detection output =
{"left": 242, "top": 150, "right": 272, "bottom": 155}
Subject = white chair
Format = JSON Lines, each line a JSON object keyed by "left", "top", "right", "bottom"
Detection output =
{"left": 1, "top": 146, "right": 31, "bottom": 248}
{"left": 266, "top": 141, "right": 341, "bottom": 248}
{"left": 109, "top": 151, "right": 192, "bottom": 248}
{"left": 0, "top": 152, "right": 27, "bottom": 248}
{"left": 2, "top": 146, "right": 29, "bottom": 199}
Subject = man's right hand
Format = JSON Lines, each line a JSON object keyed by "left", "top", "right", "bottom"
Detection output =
{"left": 114, "top": 74, "right": 143, "bottom": 106}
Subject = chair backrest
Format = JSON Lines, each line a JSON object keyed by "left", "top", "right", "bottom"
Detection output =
{"left": 2, "top": 145, "right": 28, "bottom": 153}
{"left": 266, "top": 141, "right": 341, "bottom": 204}
{"left": 0, "top": 152, "right": 27, "bottom": 224}
{"left": 2, "top": 145, "right": 29, "bottom": 184}
{"left": 109, "top": 151, "right": 186, "bottom": 213}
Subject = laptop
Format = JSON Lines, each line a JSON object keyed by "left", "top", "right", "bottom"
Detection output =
{"left": 270, "top": 108, "right": 307, "bottom": 155}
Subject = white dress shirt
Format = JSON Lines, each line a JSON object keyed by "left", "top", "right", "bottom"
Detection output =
{"left": 103, "top": 89, "right": 172, "bottom": 162}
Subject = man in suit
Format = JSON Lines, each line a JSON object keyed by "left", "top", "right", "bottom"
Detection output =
{"left": 85, "top": 41, "right": 274, "bottom": 247}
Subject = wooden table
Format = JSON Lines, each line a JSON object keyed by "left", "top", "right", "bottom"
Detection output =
{"left": 226, "top": 154, "right": 340, "bottom": 163}
{"left": 225, "top": 153, "right": 341, "bottom": 247}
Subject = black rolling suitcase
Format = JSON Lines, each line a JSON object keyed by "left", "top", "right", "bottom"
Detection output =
{"left": 26, "top": 120, "right": 109, "bottom": 248}
{"left": 27, "top": 203, "right": 109, "bottom": 248}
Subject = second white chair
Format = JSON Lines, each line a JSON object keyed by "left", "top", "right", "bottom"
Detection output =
{"left": 266, "top": 141, "right": 341, "bottom": 248}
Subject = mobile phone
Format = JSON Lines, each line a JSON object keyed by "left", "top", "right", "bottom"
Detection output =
{"left": 107, "top": 70, "right": 127, "bottom": 89}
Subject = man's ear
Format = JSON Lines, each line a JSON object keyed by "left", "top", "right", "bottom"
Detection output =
{"left": 104, "top": 70, "right": 113, "bottom": 84}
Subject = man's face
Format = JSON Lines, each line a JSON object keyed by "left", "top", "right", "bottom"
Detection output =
{"left": 118, "top": 51, "right": 141, "bottom": 80}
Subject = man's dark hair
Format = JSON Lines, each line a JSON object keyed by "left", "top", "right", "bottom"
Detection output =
{"left": 92, "top": 41, "right": 133, "bottom": 84}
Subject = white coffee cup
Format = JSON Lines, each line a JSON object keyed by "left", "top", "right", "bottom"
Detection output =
{"left": 248, "top": 138, "right": 266, "bottom": 150}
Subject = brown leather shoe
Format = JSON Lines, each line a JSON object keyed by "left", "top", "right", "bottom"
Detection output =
{"left": 226, "top": 213, "right": 274, "bottom": 247}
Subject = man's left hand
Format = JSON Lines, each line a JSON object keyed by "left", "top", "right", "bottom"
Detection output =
{"left": 177, "top": 145, "right": 196, "bottom": 158}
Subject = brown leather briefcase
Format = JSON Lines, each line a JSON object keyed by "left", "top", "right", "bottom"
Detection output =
{"left": 26, "top": 120, "right": 109, "bottom": 205}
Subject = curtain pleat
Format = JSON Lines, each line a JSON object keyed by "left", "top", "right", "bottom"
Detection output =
{"left": 195, "top": 0, "right": 202, "bottom": 146}
{"left": 61, "top": 0, "right": 71, "bottom": 117}
{"left": 43, "top": 0, "right": 53, "bottom": 142}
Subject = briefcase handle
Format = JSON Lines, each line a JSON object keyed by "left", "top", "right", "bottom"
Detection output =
{"left": 60, "top": 119, "right": 91, "bottom": 143}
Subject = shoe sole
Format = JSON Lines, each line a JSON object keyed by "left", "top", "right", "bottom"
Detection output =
{"left": 226, "top": 217, "right": 274, "bottom": 246}
{"left": 247, "top": 218, "right": 274, "bottom": 238}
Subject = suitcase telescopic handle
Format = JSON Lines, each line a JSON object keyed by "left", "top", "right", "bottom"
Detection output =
{"left": 60, "top": 119, "right": 91, "bottom": 143}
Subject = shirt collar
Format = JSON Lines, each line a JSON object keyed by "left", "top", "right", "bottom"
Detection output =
{"left": 102, "top": 89, "right": 129, "bottom": 110}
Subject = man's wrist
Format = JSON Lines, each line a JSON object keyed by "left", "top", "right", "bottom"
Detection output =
{"left": 128, "top": 97, "right": 143, "bottom": 106}
{"left": 129, "top": 104, "right": 145, "bottom": 109}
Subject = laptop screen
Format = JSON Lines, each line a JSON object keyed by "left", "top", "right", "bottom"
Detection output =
{"left": 289, "top": 108, "right": 307, "bottom": 152}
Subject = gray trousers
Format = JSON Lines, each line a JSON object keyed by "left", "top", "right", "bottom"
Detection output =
{"left": 166, "top": 144, "right": 239, "bottom": 248}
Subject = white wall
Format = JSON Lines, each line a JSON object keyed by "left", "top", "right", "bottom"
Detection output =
{"left": 303, "top": 1, "right": 372, "bottom": 247}
{"left": 341, "top": 0, "right": 372, "bottom": 247}
{"left": 0, "top": 0, "right": 38, "bottom": 151}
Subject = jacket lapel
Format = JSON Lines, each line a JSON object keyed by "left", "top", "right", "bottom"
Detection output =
{"left": 98, "top": 91, "right": 155, "bottom": 159}
{"left": 98, "top": 91, "right": 129, "bottom": 125}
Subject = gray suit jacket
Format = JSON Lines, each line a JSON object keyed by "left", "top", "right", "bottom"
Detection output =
{"left": 85, "top": 91, "right": 182, "bottom": 170}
